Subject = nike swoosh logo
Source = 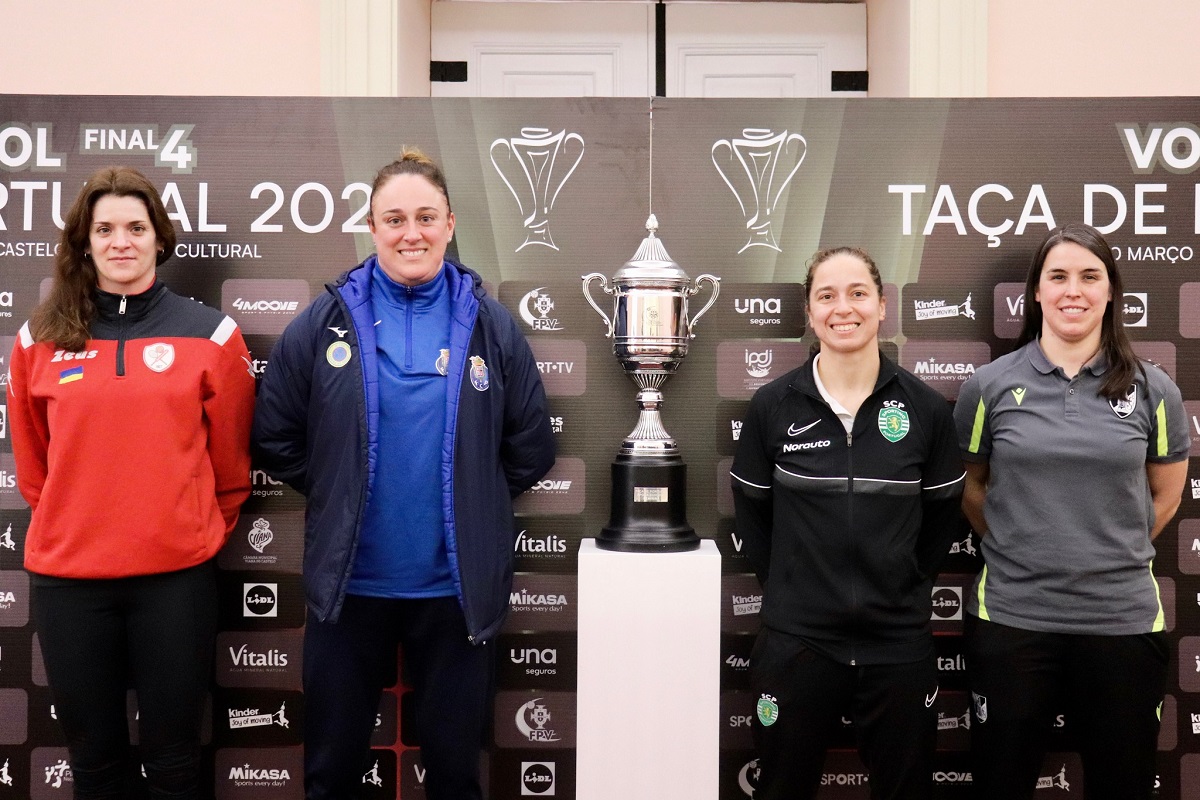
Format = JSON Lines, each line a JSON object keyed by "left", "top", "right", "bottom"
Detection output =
{"left": 925, "top": 686, "right": 939, "bottom": 707}
{"left": 787, "top": 421, "right": 820, "bottom": 437}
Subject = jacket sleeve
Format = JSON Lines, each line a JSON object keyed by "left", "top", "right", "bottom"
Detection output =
{"left": 8, "top": 328, "right": 49, "bottom": 511}
{"left": 497, "top": 309, "right": 556, "bottom": 496}
{"left": 915, "top": 394, "right": 968, "bottom": 580}
{"left": 730, "top": 393, "right": 774, "bottom": 585}
{"left": 203, "top": 321, "right": 256, "bottom": 533}
{"left": 251, "top": 312, "right": 316, "bottom": 493}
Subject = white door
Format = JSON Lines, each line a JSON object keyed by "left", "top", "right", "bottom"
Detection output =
{"left": 431, "top": 1, "right": 866, "bottom": 99}
{"left": 666, "top": 3, "right": 867, "bottom": 98}
{"left": 430, "top": 2, "right": 655, "bottom": 97}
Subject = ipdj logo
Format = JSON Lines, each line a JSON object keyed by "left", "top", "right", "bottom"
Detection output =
{"left": 243, "top": 583, "right": 278, "bottom": 617}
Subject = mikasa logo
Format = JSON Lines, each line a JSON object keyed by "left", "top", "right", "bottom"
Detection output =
{"left": 229, "top": 766, "right": 291, "bottom": 781}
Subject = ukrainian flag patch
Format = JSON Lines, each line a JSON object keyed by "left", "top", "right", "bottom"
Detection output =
{"left": 59, "top": 366, "right": 84, "bottom": 384}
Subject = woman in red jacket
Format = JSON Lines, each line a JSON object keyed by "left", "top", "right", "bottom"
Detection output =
{"left": 8, "top": 166, "right": 255, "bottom": 799}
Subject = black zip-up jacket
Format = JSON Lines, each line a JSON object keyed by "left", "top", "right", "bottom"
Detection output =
{"left": 730, "top": 353, "right": 966, "bottom": 665}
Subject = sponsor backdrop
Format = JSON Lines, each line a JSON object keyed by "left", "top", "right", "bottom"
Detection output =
{"left": 1, "top": 96, "right": 1199, "bottom": 798}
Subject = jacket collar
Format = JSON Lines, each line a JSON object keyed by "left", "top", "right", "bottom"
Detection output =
{"left": 93, "top": 280, "right": 167, "bottom": 322}
{"left": 791, "top": 348, "right": 900, "bottom": 398}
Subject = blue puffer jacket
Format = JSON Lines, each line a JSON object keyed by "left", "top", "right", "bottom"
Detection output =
{"left": 252, "top": 256, "right": 555, "bottom": 642}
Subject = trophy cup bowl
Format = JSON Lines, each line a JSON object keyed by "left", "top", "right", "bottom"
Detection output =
{"left": 582, "top": 216, "right": 719, "bottom": 551}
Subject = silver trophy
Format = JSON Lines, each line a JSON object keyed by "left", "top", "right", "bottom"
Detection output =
{"left": 582, "top": 215, "right": 719, "bottom": 552}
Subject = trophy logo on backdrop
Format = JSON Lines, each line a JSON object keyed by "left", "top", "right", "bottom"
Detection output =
{"left": 491, "top": 128, "right": 585, "bottom": 252}
{"left": 712, "top": 128, "right": 806, "bottom": 253}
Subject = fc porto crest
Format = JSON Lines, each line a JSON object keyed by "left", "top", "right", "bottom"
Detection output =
{"left": 469, "top": 355, "right": 489, "bottom": 391}
{"left": 435, "top": 348, "right": 450, "bottom": 376}
{"left": 143, "top": 342, "right": 175, "bottom": 373}
{"left": 1109, "top": 384, "right": 1137, "bottom": 418}
{"left": 878, "top": 404, "right": 910, "bottom": 442}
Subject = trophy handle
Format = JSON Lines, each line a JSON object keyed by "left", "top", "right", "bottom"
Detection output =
{"left": 686, "top": 274, "right": 721, "bottom": 336}
{"left": 581, "top": 272, "right": 615, "bottom": 337}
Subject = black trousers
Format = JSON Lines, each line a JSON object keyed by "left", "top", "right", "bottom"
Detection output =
{"left": 303, "top": 594, "right": 494, "bottom": 800}
{"left": 965, "top": 615, "right": 1169, "bottom": 800}
{"left": 30, "top": 561, "right": 218, "bottom": 800}
{"left": 749, "top": 627, "right": 938, "bottom": 800}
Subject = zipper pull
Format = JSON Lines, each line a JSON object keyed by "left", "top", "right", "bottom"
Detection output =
{"left": 119, "top": 295, "right": 127, "bottom": 315}
{"left": 846, "top": 433, "right": 853, "bottom": 447}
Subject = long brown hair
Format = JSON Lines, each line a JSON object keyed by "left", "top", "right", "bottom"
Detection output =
{"left": 29, "top": 166, "right": 175, "bottom": 350}
{"left": 1016, "top": 223, "right": 1141, "bottom": 400}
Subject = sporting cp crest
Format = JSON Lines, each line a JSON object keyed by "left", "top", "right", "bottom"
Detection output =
{"left": 878, "top": 407, "right": 910, "bottom": 442}
{"left": 469, "top": 356, "right": 489, "bottom": 391}
{"left": 756, "top": 694, "right": 780, "bottom": 727}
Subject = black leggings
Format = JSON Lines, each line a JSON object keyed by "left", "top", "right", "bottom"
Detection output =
{"left": 749, "top": 627, "right": 939, "bottom": 800}
{"left": 965, "top": 615, "right": 1169, "bottom": 800}
{"left": 31, "top": 561, "right": 218, "bottom": 799}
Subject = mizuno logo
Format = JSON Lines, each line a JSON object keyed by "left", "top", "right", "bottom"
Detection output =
{"left": 787, "top": 420, "right": 820, "bottom": 436}
{"left": 328, "top": 326, "right": 348, "bottom": 338}
{"left": 1011, "top": 387, "right": 1026, "bottom": 405}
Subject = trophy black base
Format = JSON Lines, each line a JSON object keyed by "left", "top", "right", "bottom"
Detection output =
{"left": 597, "top": 454, "right": 700, "bottom": 553}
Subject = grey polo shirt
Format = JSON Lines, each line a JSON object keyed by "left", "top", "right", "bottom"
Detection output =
{"left": 954, "top": 340, "right": 1190, "bottom": 635}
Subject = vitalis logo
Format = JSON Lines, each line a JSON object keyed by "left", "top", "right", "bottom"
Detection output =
{"left": 914, "top": 294, "right": 975, "bottom": 321}
{"left": 515, "top": 530, "right": 568, "bottom": 557}
{"left": 519, "top": 288, "right": 564, "bottom": 331}
{"left": 521, "top": 761, "right": 555, "bottom": 796}
{"left": 490, "top": 128, "right": 584, "bottom": 251}
{"left": 712, "top": 128, "right": 806, "bottom": 253}
{"left": 515, "top": 698, "right": 561, "bottom": 742}
{"left": 228, "top": 643, "right": 289, "bottom": 669}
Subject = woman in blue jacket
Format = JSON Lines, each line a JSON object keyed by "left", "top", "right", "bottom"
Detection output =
{"left": 253, "top": 148, "right": 556, "bottom": 800}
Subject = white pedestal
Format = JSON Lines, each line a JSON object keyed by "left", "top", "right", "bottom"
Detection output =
{"left": 576, "top": 539, "right": 721, "bottom": 800}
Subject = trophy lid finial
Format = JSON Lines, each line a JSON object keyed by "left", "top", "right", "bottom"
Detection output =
{"left": 646, "top": 214, "right": 658, "bottom": 235}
